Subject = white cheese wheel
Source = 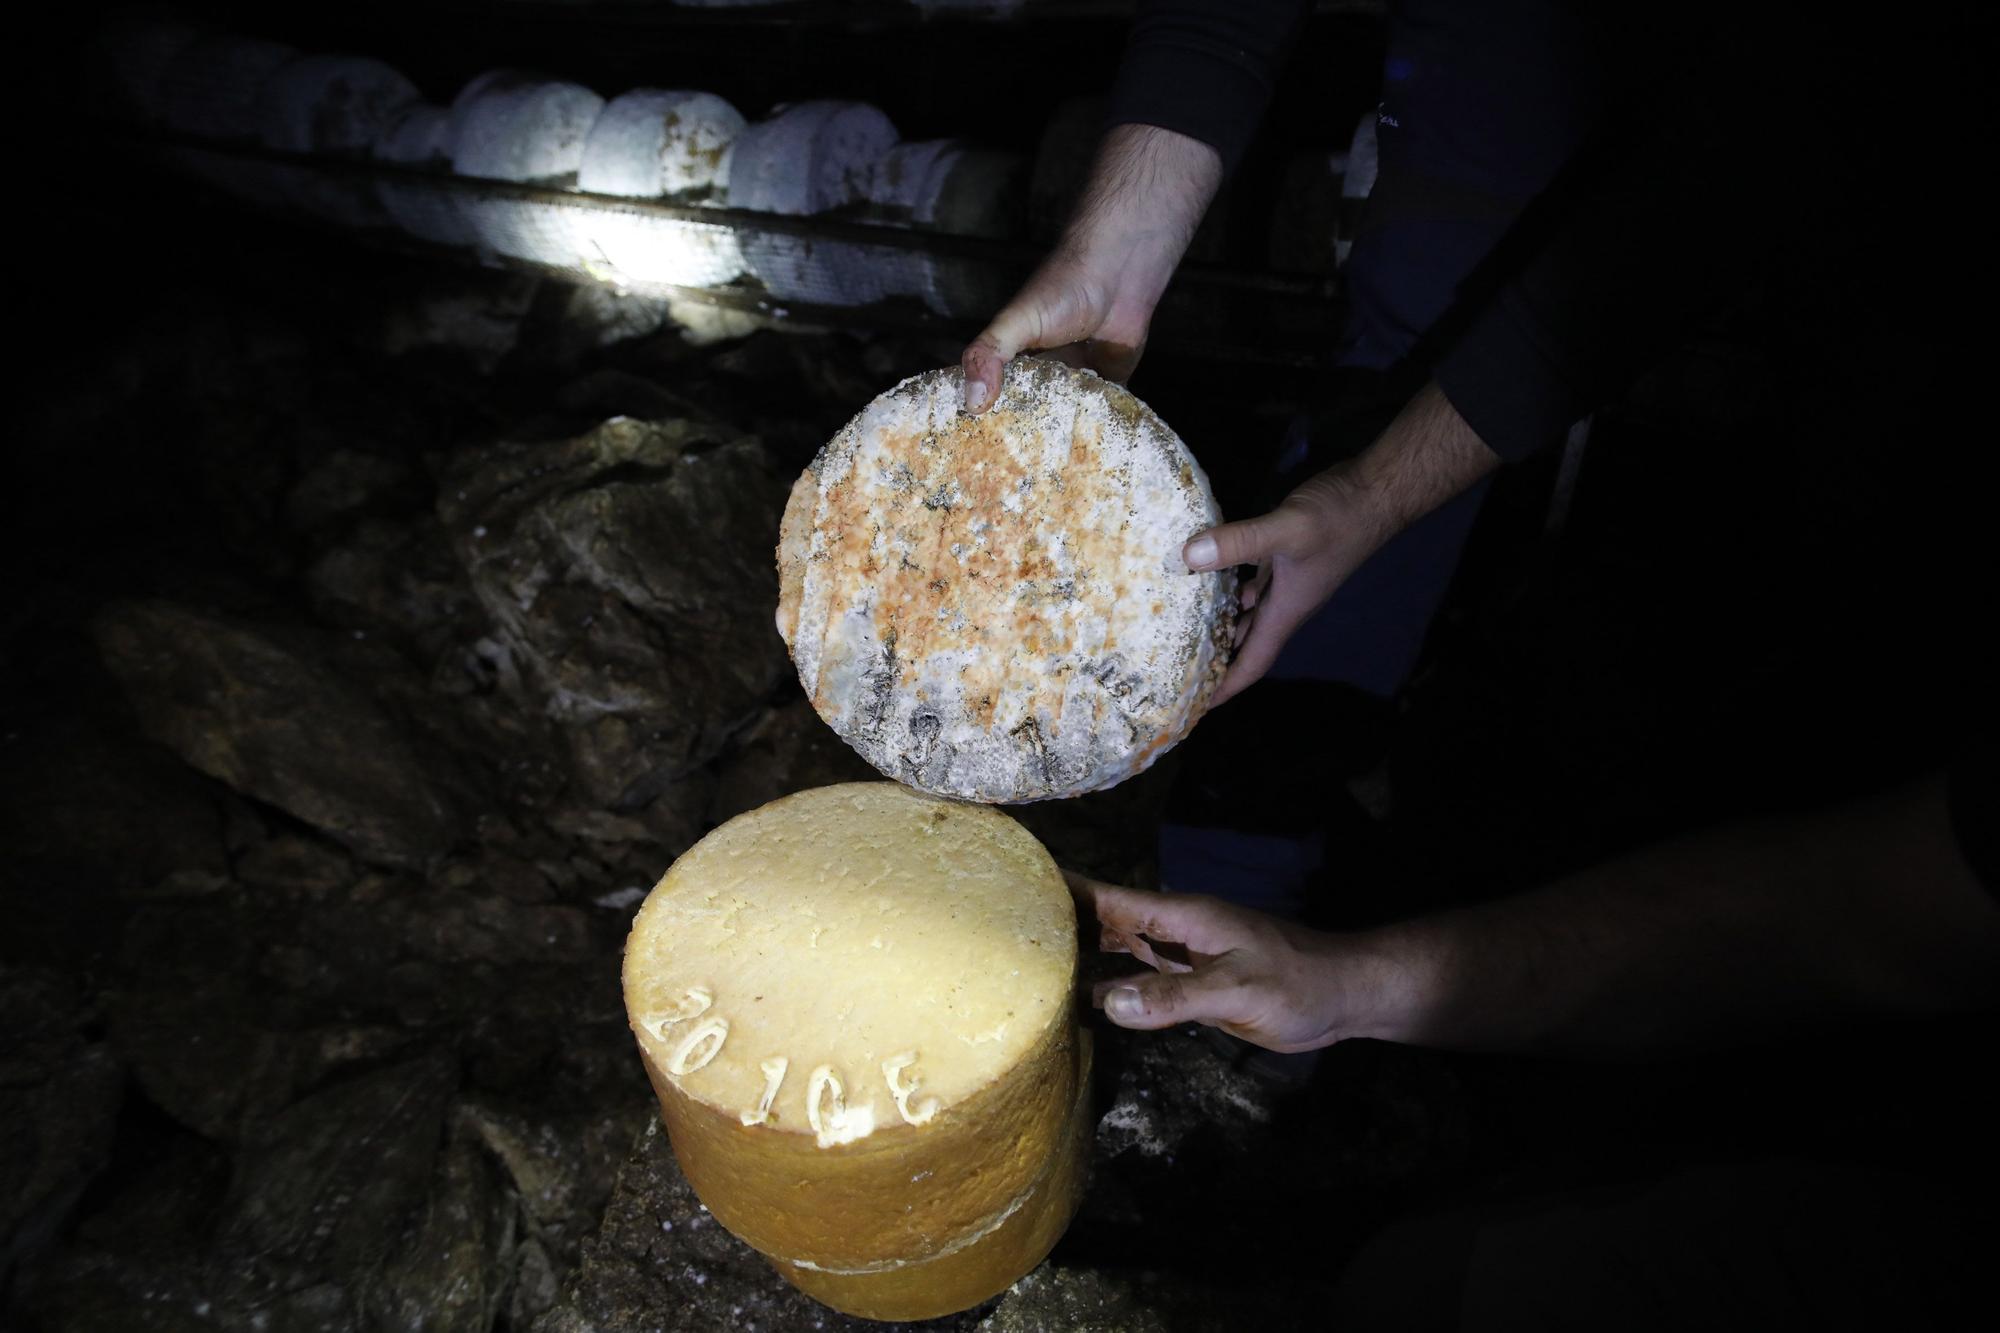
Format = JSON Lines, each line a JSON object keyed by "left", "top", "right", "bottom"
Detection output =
{"left": 864, "top": 142, "right": 1028, "bottom": 319}
{"left": 256, "top": 54, "right": 420, "bottom": 229}
{"left": 372, "top": 104, "right": 478, "bottom": 248}
{"left": 448, "top": 71, "right": 605, "bottom": 267}
{"left": 579, "top": 88, "right": 744, "bottom": 197}
{"left": 259, "top": 54, "right": 418, "bottom": 156}
{"left": 623, "top": 782, "right": 1086, "bottom": 1320}
{"left": 573, "top": 89, "right": 746, "bottom": 289}
{"left": 778, "top": 358, "right": 1235, "bottom": 803}
{"left": 158, "top": 34, "right": 300, "bottom": 212}
{"left": 726, "top": 100, "right": 898, "bottom": 305}
{"left": 862, "top": 138, "right": 963, "bottom": 301}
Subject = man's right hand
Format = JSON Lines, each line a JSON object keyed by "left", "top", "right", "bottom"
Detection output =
{"left": 960, "top": 124, "right": 1222, "bottom": 414}
{"left": 1187, "top": 381, "right": 1503, "bottom": 704}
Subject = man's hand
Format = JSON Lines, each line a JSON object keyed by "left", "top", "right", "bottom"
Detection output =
{"left": 960, "top": 124, "right": 1221, "bottom": 413}
{"left": 1186, "top": 381, "right": 1503, "bottom": 704}
{"left": 1071, "top": 776, "right": 2000, "bottom": 1061}
{"left": 1068, "top": 870, "right": 1406, "bottom": 1052}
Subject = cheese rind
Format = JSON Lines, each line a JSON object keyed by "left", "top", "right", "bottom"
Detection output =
{"left": 776, "top": 1033, "right": 1094, "bottom": 1322}
{"left": 777, "top": 358, "right": 1234, "bottom": 802}
{"left": 623, "top": 782, "right": 1086, "bottom": 1315}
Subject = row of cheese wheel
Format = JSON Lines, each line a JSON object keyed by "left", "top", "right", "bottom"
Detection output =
{"left": 96, "top": 15, "right": 1377, "bottom": 309}
{"left": 94, "top": 17, "right": 1024, "bottom": 314}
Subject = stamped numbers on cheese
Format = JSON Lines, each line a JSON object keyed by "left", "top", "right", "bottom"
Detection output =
{"left": 668, "top": 1016, "right": 730, "bottom": 1075}
{"left": 648, "top": 992, "right": 947, "bottom": 1137}
{"left": 638, "top": 985, "right": 713, "bottom": 1041}
{"left": 740, "top": 1055, "right": 790, "bottom": 1127}
{"left": 881, "top": 1051, "right": 940, "bottom": 1126}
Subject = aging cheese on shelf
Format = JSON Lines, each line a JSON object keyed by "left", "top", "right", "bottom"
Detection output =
{"left": 622, "top": 782, "right": 1087, "bottom": 1321}
{"left": 777, "top": 358, "right": 1235, "bottom": 803}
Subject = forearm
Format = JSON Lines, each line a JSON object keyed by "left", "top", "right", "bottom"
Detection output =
{"left": 1057, "top": 124, "right": 1222, "bottom": 318}
{"left": 1348, "top": 777, "right": 2000, "bottom": 1054}
{"left": 1349, "top": 381, "right": 1501, "bottom": 539}
{"left": 959, "top": 124, "right": 1222, "bottom": 408}
{"left": 1297, "top": 380, "right": 1502, "bottom": 567}
{"left": 1104, "top": 0, "right": 1311, "bottom": 177}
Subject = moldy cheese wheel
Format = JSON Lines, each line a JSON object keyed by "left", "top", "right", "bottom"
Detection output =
{"left": 623, "top": 782, "right": 1088, "bottom": 1320}
{"left": 777, "top": 357, "right": 1235, "bottom": 803}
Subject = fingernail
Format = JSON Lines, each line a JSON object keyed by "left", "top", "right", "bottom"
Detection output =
{"left": 1105, "top": 988, "right": 1142, "bottom": 1021}
{"left": 963, "top": 380, "right": 987, "bottom": 412}
{"left": 1183, "top": 537, "right": 1217, "bottom": 570}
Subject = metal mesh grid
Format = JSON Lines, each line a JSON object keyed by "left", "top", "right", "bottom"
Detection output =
{"left": 121, "top": 128, "right": 1339, "bottom": 365}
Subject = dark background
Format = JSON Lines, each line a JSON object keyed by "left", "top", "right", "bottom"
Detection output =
{"left": 6, "top": 2, "right": 1997, "bottom": 1329}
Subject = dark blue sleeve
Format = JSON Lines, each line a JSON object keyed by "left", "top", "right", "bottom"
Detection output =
{"left": 1102, "top": 0, "right": 1313, "bottom": 176}
{"left": 1432, "top": 10, "right": 1815, "bottom": 461}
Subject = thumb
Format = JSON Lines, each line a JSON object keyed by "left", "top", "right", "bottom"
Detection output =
{"left": 961, "top": 263, "right": 1102, "bottom": 414}
{"left": 960, "top": 319, "right": 1027, "bottom": 416}
{"left": 1182, "top": 507, "right": 1310, "bottom": 572}
{"left": 961, "top": 284, "right": 1068, "bottom": 415}
{"left": 1096, "top": 964, "right": 1252, "bottom": 1032}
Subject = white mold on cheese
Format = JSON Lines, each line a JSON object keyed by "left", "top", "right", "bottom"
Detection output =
{"left": 573, "top": 88, "right": 746, "bottom": 289}
{"left": 372, "top": 104, "right": 478, "bottom": 248}
{"left": 256, "top": 54, "right": 420, "bottom": 229}
{"left": 447, "top": 70, "right": 605, "bottom": 267}
{"left": 726, "top": 100, "right": 898, "bottom": 305}
{"left": 862, "top": 140, "right": 1027, "bottom": 318}
{"left": 777, "top": 359, "right": 1235, "bottom": 803}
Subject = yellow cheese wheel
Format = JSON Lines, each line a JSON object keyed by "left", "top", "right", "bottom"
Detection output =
{"left": 777, "top": 358, "right": 1236, "bottom": 803}
{"left": 623, "top": 782, "right": 1086, "bottom": 1320}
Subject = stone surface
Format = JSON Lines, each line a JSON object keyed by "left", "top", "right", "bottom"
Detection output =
{"left": 374, "top": 270, "right": 540, "bottom": 373}
{"left": 537, "top": 1118, "right": 992, "bottom": 1333}
{"left": 456, "top": 1098, "right": 653, "bottom": 1322}
{"left": 534, "top": 1020, "right": 1333, "bottom": 1333}
{"left": 206, "top": 1055, "right": 463, "bottom": 1325}
{"left": 975, "top": 1268, "right": 1169, "bottom": 1333}
{"left": 1091, "top": 1026, "right": 1273, "bottom": 1165}
{"left": 26, "top": 1140, "right": 232, "bottom": 1332}
{"left": 705, "top": 698, "right": 879, "bottom": 824}
{"left": 0, "top": 969, "right": 124, "bottom": 1289}
{"left": 440, "top": 415, "right": 791, "bottom": 810}
{"left": 93, "top": 600, "right": 462, "bottom": 865}
{"left": 366, "top": 1130, "right": 517, "bottom": 1333}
